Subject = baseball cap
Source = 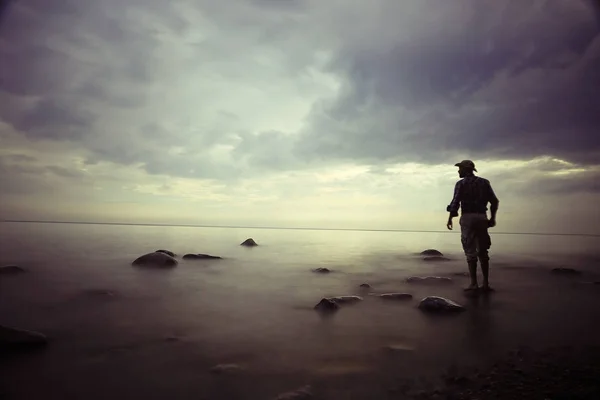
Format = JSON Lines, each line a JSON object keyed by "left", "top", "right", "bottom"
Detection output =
{"left": 454, "top": 160, "right": 477, "bottom": 172}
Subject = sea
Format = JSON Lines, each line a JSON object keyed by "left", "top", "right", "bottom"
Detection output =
{"left": 1, "top": 221, "right": 600, "bottom": 399}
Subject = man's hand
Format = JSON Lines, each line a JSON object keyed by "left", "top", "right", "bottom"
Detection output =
{"left": 488, "top": 218, "right": 496, "bottom": 228}
{"left": 446, "top": 218, "right": 453, "bottom": 230}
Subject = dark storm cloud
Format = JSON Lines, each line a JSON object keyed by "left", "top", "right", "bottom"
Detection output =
{"left": 4, "top": 97, "right": 94, "bottom": 140}
{"left": 1, "top": 0, "right": 600, "bottom": 188}
{"left": 295, "top": 0, "right": 600, "bottom": 166}
{"left": 0, "top": 154, "right": 86, "bottom": 195}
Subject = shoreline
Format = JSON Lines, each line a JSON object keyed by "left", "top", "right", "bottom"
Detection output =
{"left": 3, "top": 341, "right": 600, "bottom": 399}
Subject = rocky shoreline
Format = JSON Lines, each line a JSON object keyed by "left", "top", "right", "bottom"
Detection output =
{"left": 401, "top": 345, "right": 600, "bottom": 400}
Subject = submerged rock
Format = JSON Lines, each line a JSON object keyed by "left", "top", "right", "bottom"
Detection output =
{"left": 241, "top": 238, "right": 258, "bottom": 247}
{"left": 551, "top": 267, "right": 581, "bottom": 275}
{"left": 328, "top": 295, "right": 363, "bottom": 304}
{"left": 384, "top": 343, "right": 415, "bottom": 353}
{"left": 359, "top": 283, "right": 371, "bottom": 288}
{"left": 155, "top": 249, "right": 176, "bottom": 257}
{"left": 182, "top": 253, "right": 222, "bottom": 260}
{"left": 420, "top": 249, "right": 443, "bottom": 257}
{"left": 312, "top": 267, "right": 331, "bottom": 273}
{"left": 0, "top": 265, "right": 25, "bottom": 274}
{"left": 423, "top": 256, "right": 451, "bottom": 262}
{"left": 274, "top": 385, "right": 313, "bottom": 400}
{"left": 418, "top": 296, "right": 465, "bottom": 313}
{"left": 210, "top": 364, "right": 243, "bottom": 374}
{"left": 314, "top": 298, "right": 340, "bottom": 312}
{"left": 406, "top": 276, "right": 453, "bottom": 284}
{"left": 0, "top": 325, "right": 48, "bottom": 350}
{"left": 82, "top": 289, "right": 116, "bottom": 297}
{"left": 131, "top": 252, "right": 178, "bottom": 267}
{"left": 378, "top": 293, "right": 413, "bottom": 300}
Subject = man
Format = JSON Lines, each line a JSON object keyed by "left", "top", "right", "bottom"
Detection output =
{"left": 446, "top": 160, "right": 499, "bottom": 292}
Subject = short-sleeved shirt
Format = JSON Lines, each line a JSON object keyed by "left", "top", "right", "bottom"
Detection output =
{"left": 447, "top": 175, "right": 499, "bottom": 217}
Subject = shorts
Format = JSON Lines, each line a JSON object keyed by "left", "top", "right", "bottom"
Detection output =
{"left": 459, "top": 213, "right": 491, "bottom": 262}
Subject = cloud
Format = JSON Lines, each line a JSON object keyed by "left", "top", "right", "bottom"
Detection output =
{"left": 294, "top": 0, "right": 600, "bottom": 166}
{"left": 0, "top": 0, "right": 339, "bottom": 180}
{"left": 4, "top": 0, "right": 598, "bottom": 177}
{"left": 1, "top": 0, "right": 599, "bottom": 233}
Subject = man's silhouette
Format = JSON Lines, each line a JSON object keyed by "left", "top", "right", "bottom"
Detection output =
{"left": 446, "top": 160, "right": 499, "bottom": 292}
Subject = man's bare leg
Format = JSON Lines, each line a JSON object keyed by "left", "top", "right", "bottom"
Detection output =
{"left": 465, "top": 260, "right": 479, "bottom": 290}
{"left": 479, "top": 257, "right": 494, "bottom": 291}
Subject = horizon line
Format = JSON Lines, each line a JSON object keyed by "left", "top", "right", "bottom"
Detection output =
{"left": 1, "top": 219, "right": 599, "bottom": 237}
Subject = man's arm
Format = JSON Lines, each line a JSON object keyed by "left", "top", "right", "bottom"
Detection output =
{"left": 487, "top": 180, "right": 499, "bottom": 224}
{"left": 446, "top": 181, "right": 461, "bottom": 229}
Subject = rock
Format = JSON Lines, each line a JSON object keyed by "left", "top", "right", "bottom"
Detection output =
{"left": 359, "top": 283, "right": 371, "bottom": 288}
{"left": 155, "top": 249, "right": 176, "bottom": 257}
{"left": 385, "top": 343, "right": 415, "bottom": 353}
{"left": 314, "top": 298, "right": 340, "bottom": 312}
{"left": 0, "top": 325, "right": 48, "bottom": 350}
{"left": 182, "top": 253, "right": 222, "bottom": 260}
{"left": 551, "top": 267, "right": 581, "bottom": 275}
{"left": 274, "top": 385, "right": 313, "bottom": 400}
{"left": 378, "top": 293, "right": 413, "bottom": 300}
{"left": 210, "top": 364, "right": 243, "bottom": 374}
{"left": 418, "top": 296, "right": 465, "bottom": 313}
{"left": 576, "top": 281, "right": 600, "bottom": 285}
{"left": 312, "top": 267, "right": 331, "bottom": 273}
{"left": 241, "top": 238, "right": 258, "bottom": 247}
{"left": 423, "top": 256, "right": 451, "bottom": 262}
{"left": 328, "top": 295, "right": 363, "bottom": 304}
{"left": 0, "top": 265, "right": 26, "bottom": 274}
{"left": 82, "top": 289, "right": 115, "bottom": 297}
{"left": 406, "top": 276, "right": 453, "bottom": 284}
{"left": 421, "top": 249, "right": 443, "bottom": 256}
{"left": 131, "top": 252, "right": 178, "bottom": 267}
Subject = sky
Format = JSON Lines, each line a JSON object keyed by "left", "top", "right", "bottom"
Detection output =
{"left": 0, "top": 0, "right": 599, "bottom": 234}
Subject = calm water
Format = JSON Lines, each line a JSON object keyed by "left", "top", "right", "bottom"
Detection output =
{"left": 1, "top": 222, "right": 600, "bottom": 399}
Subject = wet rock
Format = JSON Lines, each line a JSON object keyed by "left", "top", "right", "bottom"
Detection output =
{"left": 82, "top": 289, "right": 116, "bottom": 297}
{"left": 274, "top": 385, "right": 313, "bottom": 400}
{"left": 131, "top": 252, "right": 178, "bottom": 267}
{"left": 182, "top": 253, "right": 222, "bottom": 260}
{"left": 210, "top": 364, "right": 243, "bottom": 374}
{"left": 0, "top": 265, "right": 26, "bottom": 274}
{"left": 378, "top": 293, "right": 413, "bottom": 300}
{"left": 418, "top": 296, "right": 465, "bottom": 313}
{"left": 328, "top": 295, "right": 363, "bottom": 304}
{"left": 551, "top": 267, "right": 581, "bottom": 275}
{"left": 359, "top": 283, "right": 371, "bottom": 288}
{"left": 312, "top": 267, "right": 331, "bottom": 273}
{"left": 421, "top": 249, "right": 443, "bottom": 256}
{"left": 423, "top": 256, "right": 451, "bottom": 262}
{"left": 241, "top": 238, "right": 258, "bottom": 247}
{"left": 406, "top": 276, "right": 453, "bottom": 284}
{"left": 155, "top": 249, "right": 176, "bottom": 257}
{"left": 314, "top": 298, "right": 340, "bottom": 312}
{"left": 384, "top": 343, "right": 415, "bottom": 353}
{"left": 0, "top": 325, "right": 48, "bottom": 350}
